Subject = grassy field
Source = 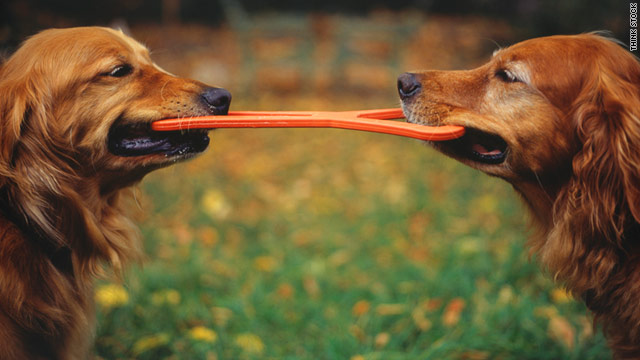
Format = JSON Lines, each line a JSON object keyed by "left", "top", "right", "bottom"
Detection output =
{"left": 93, "top": 18, "right": 611, "bottom": 360}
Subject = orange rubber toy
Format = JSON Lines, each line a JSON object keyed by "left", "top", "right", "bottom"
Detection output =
{"left": 151, "top": 108, "right": 465, "bottom": 141}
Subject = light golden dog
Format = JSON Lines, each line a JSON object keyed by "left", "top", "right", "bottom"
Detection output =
{"left": 0, "top": 27, "right": 230, "bottom": 359}
{"left": 399, "top": 33, "right": 640, "bottom": 358}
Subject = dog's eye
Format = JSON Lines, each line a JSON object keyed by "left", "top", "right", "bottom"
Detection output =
{"left": 106, "top": 64, "right": 133, "bottom": 78}
{"left": 495, "top": 69, "right": 519, "bottom": 83}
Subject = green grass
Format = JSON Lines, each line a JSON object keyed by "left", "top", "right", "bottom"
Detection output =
{"left": 93, "top": 104, "right": 611, "bottom": 359}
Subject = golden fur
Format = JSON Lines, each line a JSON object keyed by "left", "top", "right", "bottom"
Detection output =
{"left": 399, "top": 33, "right": 640, "bottom": 358}
{"left": 0, "top": 27, "right": 230, "bottom": 359}
{"left": 398, "top": 34, "right": 640, "bottom": 359}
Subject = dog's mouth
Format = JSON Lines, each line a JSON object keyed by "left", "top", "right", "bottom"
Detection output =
{"left": 460, "top": 128, "right": 508, "bottom": 164}
{"left": 108, "top": 122, "right": 210, "bottom": 158}
{"left": 446, "top": 128, "right": 508, "bottom": 165}
{"left": 404, "top": 108, "right": 509, "bottom": 165}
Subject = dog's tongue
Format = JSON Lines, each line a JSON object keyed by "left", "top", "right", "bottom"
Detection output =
{"left": 472, "top": 143, "right": 502, "bottom": 156}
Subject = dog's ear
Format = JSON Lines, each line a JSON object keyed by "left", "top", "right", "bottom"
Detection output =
{"left": 0, "top": 45, "right": 61, "bottom": 185}
{"left": 537, "top": 47, "right": 640, "bottom": 294}
{"left": 0, "top": 74, "right": 31, "bottom": 182}
{"left": 569, "top": 59, "right": 640, "bottom": 243}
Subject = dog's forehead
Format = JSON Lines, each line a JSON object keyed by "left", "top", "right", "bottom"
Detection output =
{"left": 94, "top": 28, "right": 151, "bottom": 62}
{"left": 490, "top": 47, "right": 523, "bottom": 67}
{"left": 495, "top": 35, "right": 596, "bottom": 63}
{"left": 28, "top": 27, "right": 153, "bottom": 70}
{"left": 492, "top": 43, "right": 529, "bottom": 62}
{"left": 490, "top": 38, "right": 562, "bottom": 73}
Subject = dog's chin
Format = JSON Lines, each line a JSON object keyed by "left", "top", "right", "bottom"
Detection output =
{"left": 99, "top": 120, "right": 211, "bottom": 192}
{"left": 404, "top": 109, "right": 509, "bottom": 168}
{"left": 107, "top": 120, "right": 210, "bottom": 162}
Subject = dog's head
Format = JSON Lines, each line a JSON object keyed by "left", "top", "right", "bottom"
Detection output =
{"left": 0, "top": 27, "right": 231, "bottom": 259}
{"left": 0, "top": 27, "right": 230, "bottom": 193}
{"left": 398, "top": 34, "right": 639, "bottom": 187}
{"left": 398, "top": 34, "right": 640, "bottom": 224}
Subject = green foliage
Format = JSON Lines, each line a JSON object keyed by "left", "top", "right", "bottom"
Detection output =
{"left": 94, "top": 103, "right": 610, "bottom": 359}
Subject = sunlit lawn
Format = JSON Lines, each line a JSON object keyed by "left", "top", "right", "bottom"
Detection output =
{"left": 93, "top": 93, "right": 610, "bottom": 359}
{"left": 93, "top": 17, "right": 611, "bottom": 359}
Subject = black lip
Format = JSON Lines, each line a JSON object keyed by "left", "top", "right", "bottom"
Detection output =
{"left": 108, "top": 123, "right": 210, "bottom": 157}
{"left": 470, "top": 148, "right": 507, "bottom": 164}
{"left": 446, "top": 128, "right": 508, "bottom": 165}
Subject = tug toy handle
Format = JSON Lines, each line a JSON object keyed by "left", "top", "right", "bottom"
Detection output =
{"left": 151, "top": 108, "right": 465, "bottom": 141}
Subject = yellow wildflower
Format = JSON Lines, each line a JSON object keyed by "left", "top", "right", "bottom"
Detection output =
{"left": 165, "top": 289, "right": 181, "bottom": 305}
{"left": 303, "top": 276, "right": 320, "bottom": 298}
{"left": 234, "top": 333, "right": 265, "bottom": 354}
{"left": 189, "top": 326, "right": 218, "bottom": 343}
{"left": 534, "top": 305, "right": 559, "bottom": 319}
{"left": 198, "top": 227, "right": 219, "bottom": 247}
{"left": 253, "top": 255, "right": 278, "bottom": 272}
{"left": 151, "top": 289, "right": 181, "bottom": 306}
{"left": 352, "top": 300, "right": 371, "bottom": 317}
{"left": 95, "top": 283, "right": 129, "bottom": 309}
{"left": 411, "top": 307, "right": 432, "bottom": 331}
{"left": 548, "top": 315, "right": 575, "bottom": 349}
{"left": 349, "top": 324, "right": 366, "bottom": 342}
{"left": 275, "top": 283, "right": 295, "bottom": 300}
{"left": 132, "top": 333, "right": 170, "bottom": 356}
{"left": 376, "top": 303, "right": 406, "bottom": 316}
{"left": 375, "top": 332, "right": 390, "bottom": 349}
{"left": 211, "top": 307, "right": 233, "bottom": 327}
{"left": 442, "top": 298, "right": 466, "bottom": 327}
{"left": 551, "top": 288, "right": 573, "bottom": 304}
{"left": 202, "top": 190, "right": 231, "bottom": 220}
{"left": 497, "top": 285, "right": 515, "bottom": 305}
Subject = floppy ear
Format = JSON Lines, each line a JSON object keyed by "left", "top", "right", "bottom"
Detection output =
{"left": 570, "top": 64, "right": 640, "bottom": 243}
{"left": 538, "top": 55, "right": 640, "bottom": 294}
{"left": 0, "top": 61, "right": 76, "bottom": 242}
{"left": 0, "top": 77, "right": 30, "bottom": 181}
{"left": 0, "top": 57, "right": 65, "bottom": 178}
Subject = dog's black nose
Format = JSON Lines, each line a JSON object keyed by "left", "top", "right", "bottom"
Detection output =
{"left": 397, "top": 73, "right": 421, "bottom": 99}
{"left": 201, "top": 87, "right": 232, "bottom": 115}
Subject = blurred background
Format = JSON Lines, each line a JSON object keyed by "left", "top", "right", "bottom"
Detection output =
{"left": 1, "top": 1, "right": 626, "bottom": 359}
